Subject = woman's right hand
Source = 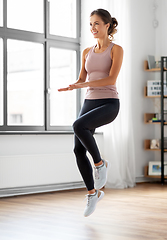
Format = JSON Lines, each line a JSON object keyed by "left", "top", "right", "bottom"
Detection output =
{"left": 58, "top": 87, "right": 70, "bottom": 92}
{"left": 58, "top": 83, "right": 78, "bottom": 92}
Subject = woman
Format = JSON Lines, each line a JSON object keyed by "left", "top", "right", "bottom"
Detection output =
{"left": 58, "top": 8, "right": 123, "bottom": 217}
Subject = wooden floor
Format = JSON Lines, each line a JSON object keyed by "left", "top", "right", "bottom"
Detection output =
{"left": 0, "top": 183, "right": 167, "bottom": 240}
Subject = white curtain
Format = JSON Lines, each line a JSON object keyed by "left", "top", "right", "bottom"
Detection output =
{"left": 103, "top": 0, "right": 136, "bottom": 188}
{"left": 81, "top": 0, "right": 136, "bottom": 188}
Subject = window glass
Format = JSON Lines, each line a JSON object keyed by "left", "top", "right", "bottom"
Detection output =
{"left": 0, "top": 39, "right": 3, "bottom": 125}
{"left": 7, "top": 40, "right": 44, "bottom": 126}
{"left": 50, "top": 48, "right": 76, "bottom": 126}
{"left": 49, "top": 0, "right": 76, "bottom": 38}
{"left": 7, "top": 0, "right": 43, "bottom": 33}
{"left": 0, "top": 0, "right": 3, "bottom": 26}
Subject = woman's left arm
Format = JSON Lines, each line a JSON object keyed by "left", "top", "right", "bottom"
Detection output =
{"left": 70, "top": 45, "right": 123, "bottom": 90}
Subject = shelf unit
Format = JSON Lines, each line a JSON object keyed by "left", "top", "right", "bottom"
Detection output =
{"left": 144, "top": 57, "right": 167, "bottom": 183}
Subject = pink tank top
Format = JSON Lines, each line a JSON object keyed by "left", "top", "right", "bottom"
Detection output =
{"left": 85, "top": 42, "right": 119, "bottom": 99}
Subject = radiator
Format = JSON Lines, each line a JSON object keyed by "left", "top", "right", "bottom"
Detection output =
{"left": 0, "top": 153, "right": 83, "bottom": 195}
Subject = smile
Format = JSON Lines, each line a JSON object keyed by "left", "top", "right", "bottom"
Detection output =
{"left": 92, "top": 31, "right": 98, "bottom": 35}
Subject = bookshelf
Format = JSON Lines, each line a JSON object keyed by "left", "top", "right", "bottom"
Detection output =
{"left": 144, "top": 57, "right": 167, "bottom": 182}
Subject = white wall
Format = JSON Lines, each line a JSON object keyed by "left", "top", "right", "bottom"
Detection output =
{"left": 0, "top": 134, "right": 103, "bottom": 191}
{"left": 0, "top": 135, "right": 80, "bottom": 188}
{"left": 123, "top": 0, "right": 167, "bottom": 178}
{"left": 155, "top": 0, "right": 167, "bottom": 58}
{"left": 129, "top": 0, "right": 157, "bottom": 178}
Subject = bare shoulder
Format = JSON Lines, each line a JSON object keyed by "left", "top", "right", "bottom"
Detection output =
{"left": 83, "top": 47, "right": 92, "bottom": 54}
{"left": 112, "top": 44, "right": 123, "bottom": 54}
{"left": 111, "top": 44, "right": 123, "bottom": 59}
{"left": 82, "top": 47, "right": 93, "bottom": 59}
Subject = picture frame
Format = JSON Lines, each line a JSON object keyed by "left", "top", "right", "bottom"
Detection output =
{"left": 148, "top": 161, "right": 167, "bottom": 176}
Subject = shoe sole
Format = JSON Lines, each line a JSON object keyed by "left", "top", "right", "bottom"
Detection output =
{"left": 95, "top": 160, "right": 111, "bottom": 190}
{"left": 84, "top": 191, "right": 105, "bottom": 217}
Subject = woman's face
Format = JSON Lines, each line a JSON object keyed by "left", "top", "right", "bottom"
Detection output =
{"left": 90, "top": 14, "right": 109, "bottom": 39}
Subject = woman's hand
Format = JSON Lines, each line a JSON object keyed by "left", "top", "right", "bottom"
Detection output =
{"left": 58, "top": 82, "right": 88, "bottom": 92}
{"left": 58, "top": 84, "right": 76, "bottom": 92}
{"left": 58, "top": 87, "right": 70, "bottom": 92}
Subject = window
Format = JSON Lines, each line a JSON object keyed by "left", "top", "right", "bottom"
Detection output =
{"left": 49, "top": 0, "right": 76, "bottom": 38}
{"left": 0, "top": 38, "right": 3, "bottom": 125}
{"left": 50, "top": 48, "right": 76, "bottom": 126}
{"left": 0, "top": 0, "right": 3, "bottom": 26}
{"left": 7, "top": 0, "right": 43, "bottom": 33}
{"left": 7, "top": 40, "right": 44, "bottom": 126}
{"left": 0, "top": 0, "right": 81, "bottom": 132}
{"left": 9, "top": 114, "right": 23, "bottom": 124}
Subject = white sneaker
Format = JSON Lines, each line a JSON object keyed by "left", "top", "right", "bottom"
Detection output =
{"left": 84, "top": 190, "right": 104, "bottom": 217}
{"left": 94, "top": 160, "right": 110, "bottom": 190}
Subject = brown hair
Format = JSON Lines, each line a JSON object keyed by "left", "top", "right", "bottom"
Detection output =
{"left": 90, "top": 8, "right": 118, "bottom": 41}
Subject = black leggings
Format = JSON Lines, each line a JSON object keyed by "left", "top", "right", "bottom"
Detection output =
{"left": 73, "top": 98, "right": 120, "bottom": 191}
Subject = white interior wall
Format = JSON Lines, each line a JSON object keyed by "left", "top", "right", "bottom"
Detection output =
{"left": 127, "top": 0, "right": 167, "bottom": 177}
{"left": 129, "top": 0, "right": 157, "bottom": 178}
{"left": 0, "top": 134, "right": 103, "bottom": 190}
{"left": 155, "top": 0, "right": 167, "bottom": 58}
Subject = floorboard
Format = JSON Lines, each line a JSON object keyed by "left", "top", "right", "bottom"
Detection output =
{"left": 0, "top": 183, "right": 167, "bottom": 240}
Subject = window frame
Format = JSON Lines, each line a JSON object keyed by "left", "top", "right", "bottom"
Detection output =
{"left": 0, "top": 0, "right": 3, "bottom": 27}
{"left": 0, "top": 0, "right": 81, "bottom": 133}
{"left": 46, "top": 41, "right": 80, "bottom": 131}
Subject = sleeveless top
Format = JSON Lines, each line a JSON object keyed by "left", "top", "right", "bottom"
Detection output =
{"left": 85, "top": 42, "right": 119, "bottom": 99}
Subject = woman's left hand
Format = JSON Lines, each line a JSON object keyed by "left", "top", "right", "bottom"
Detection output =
{"left": 69, "top": 82, "right": 88, "bottom": 90}
{"left": 58, "top": 82, "right": 88, "bottom": 92}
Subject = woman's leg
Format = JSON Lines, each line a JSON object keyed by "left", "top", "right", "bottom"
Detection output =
{"left": 74, "top": 135, "right": 95, "bottom": 191}
{"left": 73, "top": 98, "right": 119, "bottom": 191}
{"left": 74, "top": 101, "right": 96, "bottom": 191}
{"left": 73, "top": 99, "right": 119, "bottom": 163}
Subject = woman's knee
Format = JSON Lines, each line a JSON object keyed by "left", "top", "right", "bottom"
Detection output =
{"left": 73, "top": 119, "right": 82, "bottom": 135}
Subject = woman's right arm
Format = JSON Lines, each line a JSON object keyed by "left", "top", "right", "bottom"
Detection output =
{"left": 58, "top": 47, "right": 91, "bottom": 91}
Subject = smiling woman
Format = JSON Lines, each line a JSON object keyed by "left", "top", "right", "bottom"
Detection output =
{"left": 90, "top": 9, "right": 118, "bottom": 41}
{"left": 58, "top": 8, "right": 123, "bottom": 217}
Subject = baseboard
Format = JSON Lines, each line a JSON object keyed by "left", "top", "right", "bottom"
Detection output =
{"left": 135, "top": 176, "right": 162, "bottom": 183}
{"left": 0, "top": 181, "right": 85, "bottom": 198}
{"left": 1, "top": 177, "right": 161, "bottom": 198}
